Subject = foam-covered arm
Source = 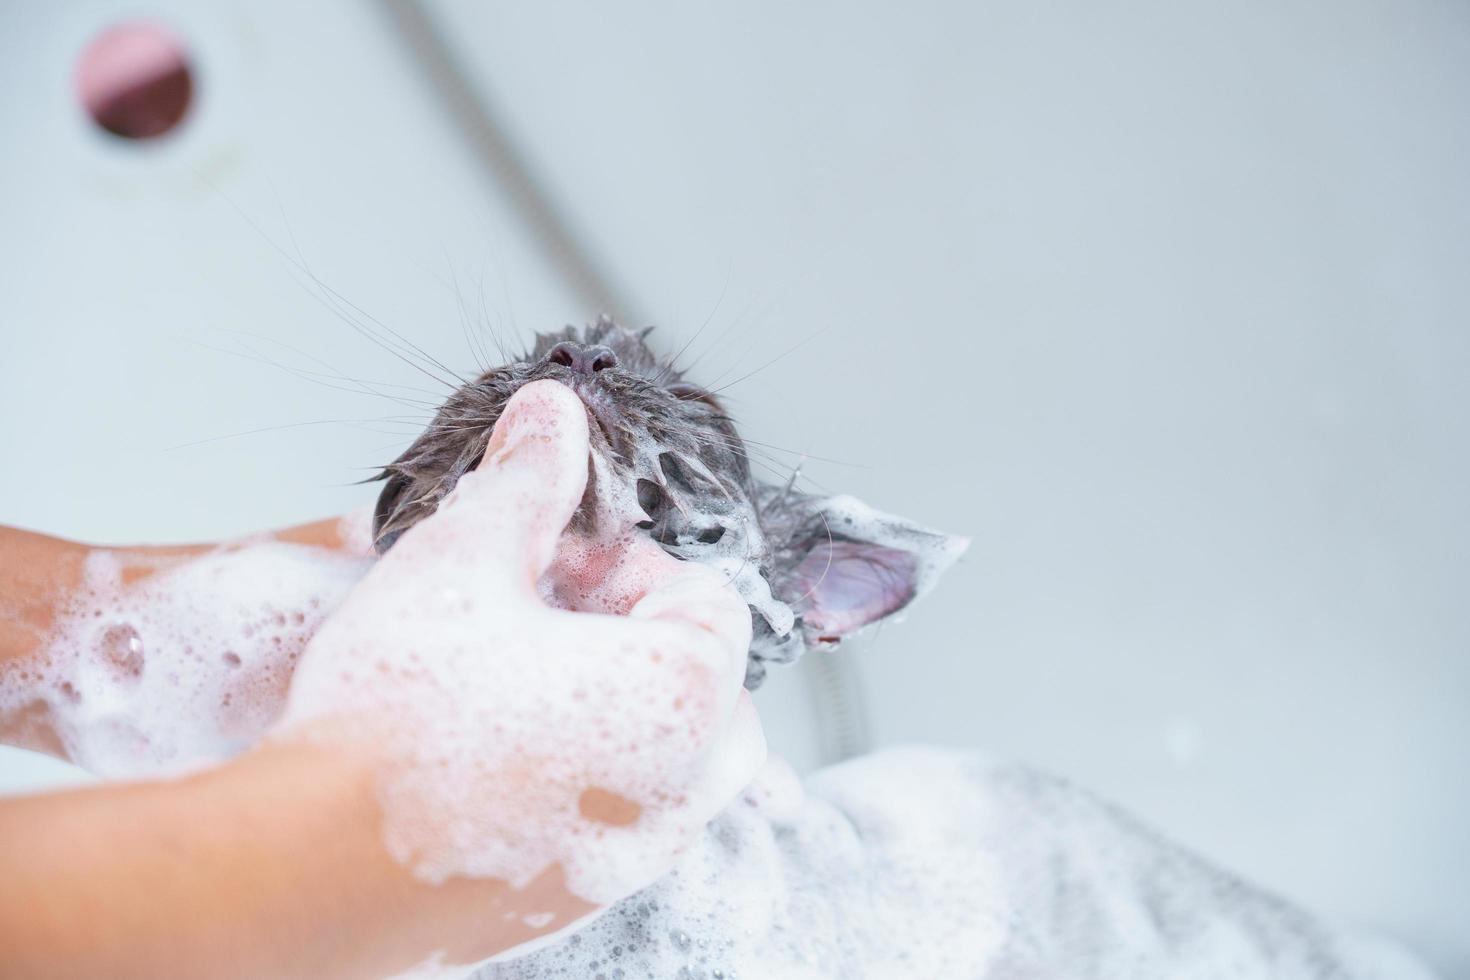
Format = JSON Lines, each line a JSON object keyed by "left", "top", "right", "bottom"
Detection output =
{"left": 0, "top": 515, "right": 368, "bottom": 764}
{"left": 0, "top": 526, "right": 88, "bottom": 754}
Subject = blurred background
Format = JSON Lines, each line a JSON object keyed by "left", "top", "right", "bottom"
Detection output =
{"left": 1, "top": 0, "right": 1466, "bottom": 972}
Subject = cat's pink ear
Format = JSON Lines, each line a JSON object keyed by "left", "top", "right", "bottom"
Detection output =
{"left": 765, "top": 493, "right": 968, "bottom": 646}
{"left": 789, "top": 540, "right": 922, "bottom": 642}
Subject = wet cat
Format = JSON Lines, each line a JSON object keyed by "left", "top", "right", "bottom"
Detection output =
{"left": 372, "top": 316, "right": 965, "bottom": 687}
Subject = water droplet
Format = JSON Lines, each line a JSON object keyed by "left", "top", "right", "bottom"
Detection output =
{"left": 98, "top": 623, "right": 144, "bottom": 678}
{"left": 670, "top": 929, "right": 692, "bottom": 952}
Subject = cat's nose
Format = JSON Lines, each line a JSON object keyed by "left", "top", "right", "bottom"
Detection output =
{"left": 545, "top": 342, "right": 619, "bottom": 376}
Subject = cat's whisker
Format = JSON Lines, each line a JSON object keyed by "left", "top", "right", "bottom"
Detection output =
{"left": 214, "top": 327, "right": 444, "bottom": 401}
{"left": 475, "top": 273, "right": 512, "bottom": 365}
{"left": 656, "top": 265, "right": 732, "bottom": 385}
{"left": 708, "top": 325, "right": 831, "bottom": 396}
{"left": 165, "top": 416, "right": 429, "bottom": 451}
{"left": 192, "top": 338, "right": 440, "bottom": 412}
{"left": 197, "top": 169, "right": 465, "bottom": 392}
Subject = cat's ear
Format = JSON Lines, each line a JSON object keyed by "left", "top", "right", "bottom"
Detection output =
{"left": 371, "top": 470, "right": 414, "bottom": 553}
{"left": 761, "top": 487, "right": 968, "bottom": 646}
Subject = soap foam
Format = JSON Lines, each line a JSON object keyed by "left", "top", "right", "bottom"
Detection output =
{"left": 470, "top": 747, "right": 1437, "bottom": 980}
{"left": 0, "top": 531, "right": 372, "bottom": 777}
{"left": 470, "top": 750, "right": 1002, "bottom": 980}
{"left": 581, "top": 425, "right": 799, "bottom": 657}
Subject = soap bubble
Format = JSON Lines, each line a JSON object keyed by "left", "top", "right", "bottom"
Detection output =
{"left": 98, "top": 622, "right": 145, "bottom": 679}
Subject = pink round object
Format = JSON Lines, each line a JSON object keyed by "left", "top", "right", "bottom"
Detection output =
{"left": 74, "top": 21, "right": 194, "bottom": 140}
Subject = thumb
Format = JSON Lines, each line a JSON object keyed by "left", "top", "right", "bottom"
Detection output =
{"left": 385, "top": 380, "right": 591, "bottom": 586}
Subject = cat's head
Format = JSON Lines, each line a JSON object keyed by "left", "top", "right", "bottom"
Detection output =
{"left": 373, "top": 316, "right": 966, "bottom": 686}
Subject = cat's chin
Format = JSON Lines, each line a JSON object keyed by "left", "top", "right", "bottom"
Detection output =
{"left": 536, "top": 527, "right": 673, "bottom": 618}
{"left": 538, "top": 440, "right": 666, "bottom": 616}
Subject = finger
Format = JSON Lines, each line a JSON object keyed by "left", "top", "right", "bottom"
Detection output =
{"left": 627, "top": 559, "right": 753, "bottom": 699}
{"left": 545, "top": 533, "right": 687, "bottom": 617}
{"left": 686, "top": 691, "right": 767, "bottom": 822}
{"left": 387, "top": 380, "right": 591, "bottom": 584}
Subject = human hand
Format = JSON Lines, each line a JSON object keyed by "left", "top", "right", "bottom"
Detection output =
{"left": 275, "top": 379, "right": 766, "bottom": 904}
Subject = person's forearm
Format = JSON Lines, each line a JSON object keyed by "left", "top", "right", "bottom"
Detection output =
{"left": 0, "top": 526, "right": 89, "bottom": 669}
{"left": 0, "top": 735, "right": 597, "bottom": 979}
{"left": 0, "top": 519, "right": 360, "bottom": 760}
{"left": 0, "top": 526, "right": 96, "bottom": 756}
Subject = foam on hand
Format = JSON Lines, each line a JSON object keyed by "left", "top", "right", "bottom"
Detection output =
{"left": 278, "top": 380, "right": 765, "bottom": 913}
{"left": 0, "top": 527, "right": 373, "bottom": 777}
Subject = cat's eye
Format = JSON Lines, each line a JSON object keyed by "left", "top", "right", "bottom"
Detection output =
{"left": 667, "top": 382, "right": 721, "bottom": 409}
{"left": 636, "top": 479, "right": 663, "bottom": 518}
